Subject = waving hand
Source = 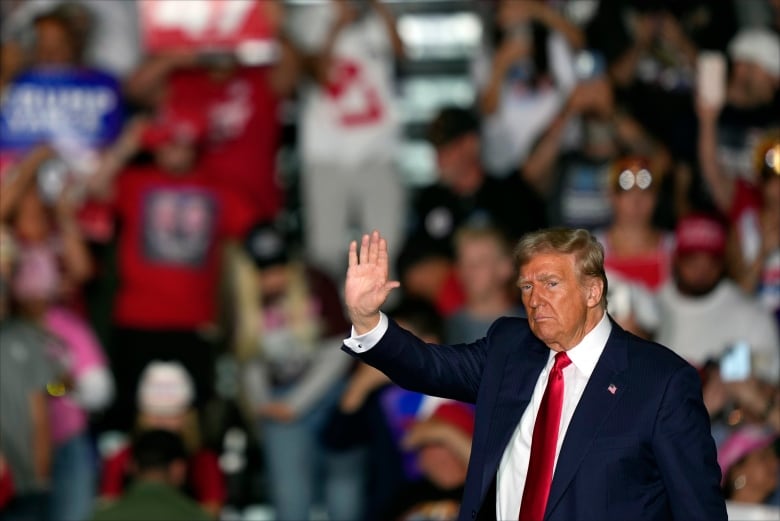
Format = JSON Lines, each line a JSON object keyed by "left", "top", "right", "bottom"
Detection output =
{"left": 345, "top": 231, "right": 400, "bottom": 334}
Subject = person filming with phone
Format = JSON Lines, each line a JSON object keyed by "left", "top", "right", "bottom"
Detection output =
{"left": 654, "top": 214, "right": 780, "bottom": 444}
{"left": 341, "top": 228, "right": 726, "bottom": 520}
{"left": 656, "top": 213, "right": 780, "bottom": 386}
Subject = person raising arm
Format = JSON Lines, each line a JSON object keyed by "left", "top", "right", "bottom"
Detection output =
{"left": 342, "top": 228, "right": 725, "bottom": 521}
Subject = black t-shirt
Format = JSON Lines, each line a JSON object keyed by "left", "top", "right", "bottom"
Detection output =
{"left": 407, "top": 173, "right": 548, "bottom": 252}
{"left": 689, "top": 95, "right": 780, "bottom": 210}
{"left": 717, "top": 98, "right": 780, "bottom": 176}
{"left": 548, "top": 152, "right": 613, "bottom": 230}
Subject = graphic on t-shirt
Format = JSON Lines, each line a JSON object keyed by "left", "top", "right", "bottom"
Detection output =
{"left": 560, "top": 160, "right": 611, "bottom": 229}
{"left": 142, "top": 188, "right": 217, "bottom": 267}
{"left": 718, "top": 126, "right": 764, "bottom": 181}
{"left": 258, "top": 296, "right": 324, "bottom": 386}
{"left": 208, "top": 79, "right": 253, "bottom": 144}
{"left": 325, "top": 58, "right": 383, "bottom": 126}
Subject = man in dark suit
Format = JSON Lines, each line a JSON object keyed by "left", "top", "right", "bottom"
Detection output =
{"left": 342, "top": 228, "right": 726, "bottom": 521}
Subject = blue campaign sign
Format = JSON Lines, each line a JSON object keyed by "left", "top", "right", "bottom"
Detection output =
{"left": 0, "top": 67, "right": 124, "bottom": 151}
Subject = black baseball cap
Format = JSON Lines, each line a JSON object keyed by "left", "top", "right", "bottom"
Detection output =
{"left": 243, "top": 221, "right": 289, "bottom": 269}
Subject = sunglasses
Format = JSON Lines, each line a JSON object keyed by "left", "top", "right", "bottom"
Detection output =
{"left": 616, "top": 167, "right": 654, "bottom": 191}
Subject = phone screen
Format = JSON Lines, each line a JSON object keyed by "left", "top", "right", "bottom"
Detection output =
{"left": 720, "top": 341, "right": 751, "bottom": 382}
{"left": 696, "top": 51, "right": 726, "bottom": 108}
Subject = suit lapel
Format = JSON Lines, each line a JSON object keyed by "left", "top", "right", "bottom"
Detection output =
{"left": 481, "top": 334, "right": 549, "bottom": 491}
{"left": 544, "top": 322, "right": 630, "bottom": 517}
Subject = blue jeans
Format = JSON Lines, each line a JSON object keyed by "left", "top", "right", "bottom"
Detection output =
{"left": 49, "top": 433, "right": 96, "bottom": 521}
{"left": 258, "top": 384, "right": 367, "bottom": 521}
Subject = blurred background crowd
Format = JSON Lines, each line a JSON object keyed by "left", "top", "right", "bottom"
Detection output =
{"left": 0, "top": 0, "right": 778, "bottom": 520}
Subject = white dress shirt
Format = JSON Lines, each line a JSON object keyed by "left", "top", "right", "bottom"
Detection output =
{"left": 496, "top": 312, "right": 611, "bottom": 519}
{"left": 343, "top": 312, "right": 391, "bottom": 353}
{"left": 344, "top": 311, "right": 612, "bottom": 519}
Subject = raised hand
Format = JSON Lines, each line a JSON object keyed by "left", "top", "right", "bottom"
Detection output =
{"left": 345, "top": 230, "right": 400, "bottom": 334}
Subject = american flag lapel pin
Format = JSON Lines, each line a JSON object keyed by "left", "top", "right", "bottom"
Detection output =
{"left": 607, "top": 383, "right": 617, "bottom": 395}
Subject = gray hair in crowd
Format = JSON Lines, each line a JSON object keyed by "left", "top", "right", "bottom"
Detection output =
{"left": 513, "top": 228, "right": 609, "bottom": 310}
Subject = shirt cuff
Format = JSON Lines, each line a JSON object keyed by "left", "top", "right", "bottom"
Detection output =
{"left": 343, "top": 312, "right": 389, "bottom": 353}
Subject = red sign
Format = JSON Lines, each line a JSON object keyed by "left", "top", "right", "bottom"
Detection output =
{"left": 139, "top": 0, "right": 277, "bottom": 62}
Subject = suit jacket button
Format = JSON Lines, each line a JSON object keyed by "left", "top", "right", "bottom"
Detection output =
{"left": 471, "top": 510, "right": 476, "bottom": 518}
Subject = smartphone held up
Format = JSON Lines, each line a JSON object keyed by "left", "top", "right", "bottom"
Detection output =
{"left": 696, "top": 51, "right": 727, "bottom": 110}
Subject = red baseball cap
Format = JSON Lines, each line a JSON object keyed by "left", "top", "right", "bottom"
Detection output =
{"left": 141, "top": 111, "right": 207, "bottom": 150}
{"left": 675, "top": 213, "right": 727, "bottom": 257}
{"left": 430, "top": 401, "right": 475, "bottom": 437}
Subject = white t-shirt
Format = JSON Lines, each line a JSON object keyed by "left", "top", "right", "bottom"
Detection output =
{"left": 656, "top": 279, "right": 780, "bottom": 383}
{"left": 287, "top": 4, "right": 400, "bottom": 167}
{"left": 473, "top": 31, "right": 576, "bottom": 174}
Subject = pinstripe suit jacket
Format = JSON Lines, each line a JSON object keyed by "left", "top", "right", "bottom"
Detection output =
{"left": 343, "top": 315, "right": 727, "bottom": 521}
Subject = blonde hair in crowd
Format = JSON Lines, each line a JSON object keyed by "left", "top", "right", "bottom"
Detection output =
{"left": 225, "top": 242, "right": 261, "bottom": 363}
{"left": 223, "top": 241, "right": 320, "bottom": 360}
{"left": 513, "top": 228, "right": 609, "bottom": 310}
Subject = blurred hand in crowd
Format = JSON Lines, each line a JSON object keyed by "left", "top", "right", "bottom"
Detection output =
{"left": 564, "top": 77, "right": 614, "bottom": 117}
{"left": 258, "top": 402, "right": 296, "bottom": 423}
{"left": 703, "top": 366, "right": 780, "bottom": 432}
{"left": 89, "top": 116, "right": 149, "bottom": 200}
{"left": 402, "top": 416, "right": 471, "bottom": 491}
{"left": 627, "top": 11, "right": 656, "bottom": 50}
{"left": 339, "top": 363, "right": 390, "bottom": 414}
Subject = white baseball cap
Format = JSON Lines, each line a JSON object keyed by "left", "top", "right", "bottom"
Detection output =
{"left": 728, "top": 28, "right": 780, "bottom": 78}
{"left": 137, "top": 361, "right": 194, "bottom": 416}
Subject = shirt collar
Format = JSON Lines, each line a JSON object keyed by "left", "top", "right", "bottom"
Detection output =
{"left": 549, "top": 311, "right": 612, "bottom": 378}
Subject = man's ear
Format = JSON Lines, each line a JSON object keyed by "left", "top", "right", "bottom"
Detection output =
{"left": 586, "top": 277, "right": 604, "bottom": 308}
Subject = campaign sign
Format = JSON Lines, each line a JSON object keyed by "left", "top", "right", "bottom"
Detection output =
{"left": 140, "top": 0, "right": 275, "bottom": 61}
{"left": 0, "top": 67, "right": 123, "bottom": 151}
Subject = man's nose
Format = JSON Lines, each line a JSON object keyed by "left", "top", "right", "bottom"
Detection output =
{"left": 527, "top": 289, "right": 540, "bottom": 308}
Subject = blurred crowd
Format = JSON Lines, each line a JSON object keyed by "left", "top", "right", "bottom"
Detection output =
{"left": 0, "top": 0, "right": 778, "bottom": 520}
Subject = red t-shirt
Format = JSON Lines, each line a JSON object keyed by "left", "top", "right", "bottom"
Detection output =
{"left": 0, "top": 460, "right": 13, "bottom": 509}
{"left": 436, "top": 269, "right": 466, "bottom": 318}
{"left": 113, "top": 166, "right": 254, "bottom": 329}
{"left": 99, "top": 443, "right": 225, "bottom": 506}
{"left": 729, "top": 178, "right": 763, "bottom": 251}
{"left": 729, "top": 178, "right": 762, "bottom": 224}
{"left": 166, "top": 67, "right": 283, "bottom": 222}
{"left": 602, "top": 233, "right": 675, "bottom": 292}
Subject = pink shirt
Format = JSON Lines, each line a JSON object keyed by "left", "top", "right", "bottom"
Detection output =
{"left": 44, "top": 307, "right": 107, "bottom": 445}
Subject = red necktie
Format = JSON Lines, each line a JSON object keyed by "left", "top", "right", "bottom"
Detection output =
{"left": 519, "top": 351, "right": 572, "bottom": 521}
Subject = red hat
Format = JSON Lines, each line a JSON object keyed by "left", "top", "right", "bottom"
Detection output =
{"left": 675, "top": 213, "right": 727, "bottom": 256}
{"left": 141, "top": 111, "right": 207, "bottom": 150}
{"left": 430, "top": 401, "right": 475, "bottom": 437}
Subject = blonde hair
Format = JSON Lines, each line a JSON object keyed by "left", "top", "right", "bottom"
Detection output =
{"left": 222, "top": 242, "right": 321, "bottom": 417}
{"left": 229, "top": 248, "right": 320, "bottom": 361}
{"left": 513, "top": 228, "right": 608, "bottom": 309}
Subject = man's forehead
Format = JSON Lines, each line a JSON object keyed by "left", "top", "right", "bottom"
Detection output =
{"left": 519, "top": 252, "right": 576, "bottom": 276}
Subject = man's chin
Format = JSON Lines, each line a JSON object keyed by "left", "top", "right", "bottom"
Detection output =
{"left": 529, "top": 323, "right": 555, "bottom": 344}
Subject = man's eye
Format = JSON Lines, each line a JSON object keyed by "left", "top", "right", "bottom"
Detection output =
{"left": 547, "top": 281, "right": 558, "bottom": 288}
